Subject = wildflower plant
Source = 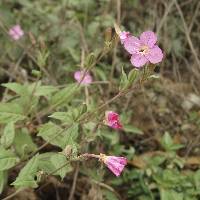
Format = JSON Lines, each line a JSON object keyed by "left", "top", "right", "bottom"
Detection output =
{"left": 0, "top": 22, "right": 161, "bottom": 197}
{"left": 0, "top": 2, "right": 199, "bottom": 199}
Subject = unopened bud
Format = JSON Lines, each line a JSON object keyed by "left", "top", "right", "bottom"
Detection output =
{"left": 105, "top": 27, "right": 112, "bottom": 42}
{"left": 63, "top": 145, "right": 72, "bottom": 157}
{"left": 114, "top": 22, "right": 121, "bottom": 35}
{"left": 28, "top": 32, "right": 36, "bottom": 45}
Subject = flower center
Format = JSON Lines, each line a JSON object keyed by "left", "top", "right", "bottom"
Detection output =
{"left": 139, "top": 45, "right": 149, "bottom": 55}
{"left": 99, "top": 153, "right": 107, "bottom": 162}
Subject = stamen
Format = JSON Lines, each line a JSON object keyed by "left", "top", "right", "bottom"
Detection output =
{"left": 139, "top": 45, "right": 149, "bottom": 54}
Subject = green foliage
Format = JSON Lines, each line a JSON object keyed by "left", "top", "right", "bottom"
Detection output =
{"left": 37, "top": 153, "right": 57, "bottom": 174}
{"left": 12, "top": 155, "right": 39, "bottom": 188}
{"left": 13, "top": 128, "right": 37, "bottom": 158}
{"left": 0, "top": 171, "right": 7, "bottom": 194}
{"left": 50, "top": 84, "right": 79, "bottom": 107}
{"left": 160, "top": 189, "right": 183, "bottom": 200}
{"left": 123, "top": 124, "right": 144, "bottom": 135}
{"left": 0, "top": 122, "right": 15, "bottom": 148}
{"left": 119, "top": 68, "right": 139, "bottom": 90}
{"left": 49, "top": 104, "right": 87, "bottom": 123}
{"left": 0, "top": 147, "right": 19, "bottom": 171}
{"left": 0, "top": 0, "right": 199, "bottom": 199}
{"left": 161, "top": 132, "right": 184, "bottom": 152}
{"left": 2, "top": 82, "right": 29, "bottom": 96}
{"left": 38, "top": 122, "right": 79, "bottom": 149}
{"left": 0, "top": 102, "right": 26, "bottom": 124}
{"left": 50, "top": 153, "right": 72, "bottom": 179}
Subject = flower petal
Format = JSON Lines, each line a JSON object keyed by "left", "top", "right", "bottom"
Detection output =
{"left": 9, "top": 25, "right": 24, "bottom": 40}
{"left": 140, "top": 31, "right": 157, "bottom": 48}
{"left": 105, "top": 111, "right": 122, "bottom": 129}
{"left": 106, "top": 111, "right": 119, "bottom": 121}
{"left": 74, "top": 70, "right": 92, "bottom": 85}
{"left": 74, "top": 71, "right": 82, "bottom": 80}
{"left": 107, "top": 156, "right": 127, "bottom": 165}
{"left": 111, "top": 121, "right": 123, "bottom": 129}
{"left": 119, "top": 31, "right": 130, "bottom": 44}
{"left": 130, "top": 54, "right": 148, "bottom": 68}
{"left": 123, "top": 36, "right": 141, "bottom": 54}
{"left": 145, "top": 45, "right": 163, "bottom": 64}
{"left": 104, "top": 156, "right": 127, "bottom": 176}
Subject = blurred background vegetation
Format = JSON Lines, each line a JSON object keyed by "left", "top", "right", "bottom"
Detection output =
{"left": 0, "top": 0, "right": 200, "bottom": 199}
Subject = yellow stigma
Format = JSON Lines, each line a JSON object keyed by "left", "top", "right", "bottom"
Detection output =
{"left": 99, "top": 153, "right": 107, "bottom": 162}
{"left": 139, "top": 45, "right": 149, "bottom": 55}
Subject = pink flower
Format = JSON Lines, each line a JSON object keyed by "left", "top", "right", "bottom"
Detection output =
{"left": 121, "top": 31, "right": 163, "bottom": 68}
{"left": 9, "top": 25, "right": 24, "bottom": 40}
{"left": 100, "top": 154, "right": 127, "bottom": 176}
{"left": 119, "top": 31, "right": 131, "bottom": 44}
{"left": 74, "top": 70, "right": 92, "bottom": 85}
{"left": 104, "top": 111, "right": 122, "bottom": 129}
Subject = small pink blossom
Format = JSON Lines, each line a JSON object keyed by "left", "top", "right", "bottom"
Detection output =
{"left": 9, "top": 25, "right": 24, "bottom": 40}
{"left": 119, "top": 31, "right": 131, "bottom": 44}
{"left": 120, "top": 31, "right": 163, "bottom": 68}
{"left": 104, "top": 111, "right": 122, "bottom": 129}
{"left": 74, "top": 70, "right": 92, "bottom": 85}
{"left": 100, "top": 154, "right": 127, "bottom": 176}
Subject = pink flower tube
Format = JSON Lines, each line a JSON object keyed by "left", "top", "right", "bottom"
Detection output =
{"left": 74, "top": 70, "right": 92, "bottom": 85}
{"left": 100, "top": 154, "right": 127, "bottom": 176}
{"left": 9, "top": 25, "right": 24, "bottom": 40}
{"left": 119, "top": 30, "right": 163, "bottom": 68}
{"left": 104, "top": 111, "right": 122, "bottom": 129}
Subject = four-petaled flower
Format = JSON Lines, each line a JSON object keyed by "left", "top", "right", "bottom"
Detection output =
{"left": 9, "top": 25, "right": 24, "bottom": 40}
{"left": 74, "top": 70, "right": 92, "bottom": 85}
{"left": 120, "top": 31, "right": 163, "bottom": 68}
{"left": 99, "top": 154, "right": 127, "bottom": 177}
{"left": 104, "top": 111, "right": 122, "bottom": 129}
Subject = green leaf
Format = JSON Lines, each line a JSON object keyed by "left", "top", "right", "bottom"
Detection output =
{"left": 123, "top": 125, "right": 143, "bottom": 135}
{"left": 0, "top": 102, "right": 24, "bottom": 114}
{"left": 38, "top": 122, "right": 79, "bottom": 149}
{"left": 50, "top": 153, "right": 72, "bottom": 179}
{"left": 103, "top": 189, "right": 119, "bottom": 200}
{"left": 160, "top": 188, "right": 183, "bottom": 200}
{"left": 38, "top": 153, "right": 57, "bottom": 174}
{"left": 67, "top": 47, "right": 80, "bottom": 62}
{"left": 12, "top": 177, "right": 38, "bottom": 188}
{"left": 50, "top": 84, "right": 78, "bottom": 107}
{"left": 1, "top": 82, "right": 43, "bottom": 116}
{"left": 0, "top": 103, "right": 26, "bottom": 124}
{"left": 127, "top": 69, "right": 139, "bottom": 85}
{"left": 153, "top": 169, "right": 186, "bottom": 188}
{"left": 63, "top": 124, "right": 79, "bottom": 146}
{"left": 0, "top": 147, "right": 19, "bottom": 170}
{"left": 161, "top": 132, "right": 173, "bottom": 150}
{"left": 34, "top": 85, "right": 58, "bottom": 96}
{"left": 119, "top": 68, "right": 139, "bottom": 90}
{"left": 147, "top": 155, "right": 166, "bottom": 166}
{"left": 49, "top": 112, "right": 72, "bottom": 122}
{"left": 100, "top": 130, "right": 119, "bottom": 145}
{"left": 13, "top": 128, "right": 37, "bottom": 158}
{"left": 85, "top": 52, "right": 95, "bottom": 68}
{"left": 161, "top": 132, "right": 184, "bottom": 151}
{"left": 2, "top": 82, "right": 29, "bottom": 96}
{"left": 119, "top": 67, "right": 128, "bottom": 90}
{"left": 0, "top": 112, "right": 26, "bottom": 124}
{"left": 49, "top": 105, "right": 87, "bottom": 123}
{"left": 19, "top": 155, "right": 38, "bottom": 177}
{"left": 194, "top": 170, "right": 200, "bottom": 189}
{"left": 0, "top": 122, "right": 15, "bottom": 148}
{"left": 0, "top": 171, "right": 7, "bottom": 194}
{"left": 12, "top": 155, "right": 39, "bottom": 188}
{"left": 38, "top": 122, "right": 65, "bottom": 149}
